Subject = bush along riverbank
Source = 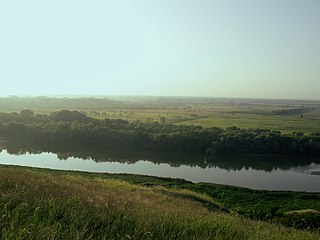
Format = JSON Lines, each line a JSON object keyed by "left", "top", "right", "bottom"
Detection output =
{"left": 0, "top": 110, "right": 319, "bottom": 157}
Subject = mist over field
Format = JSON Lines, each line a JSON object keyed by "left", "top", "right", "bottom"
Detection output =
{"left": 1, "top": 0, "right": 320, "bottom": 99}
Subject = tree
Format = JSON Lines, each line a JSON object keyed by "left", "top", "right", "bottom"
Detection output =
{"left": 160, "top": 117, "right": 166, "bottom": 123}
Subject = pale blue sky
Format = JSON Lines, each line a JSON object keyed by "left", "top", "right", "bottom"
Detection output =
{"left": 0, "top": 0, "right": 319, "bottom": 99}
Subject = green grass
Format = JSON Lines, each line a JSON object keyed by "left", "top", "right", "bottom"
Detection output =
{"left": 174, "top": 113, "right": 320, "bottom": 134}
{"left": 285, "top": 209, "right": 320, "bottom": 215}
{"left": 88, "top": 107, "right": 320, "bottom": 134}
{"left": 0, "top": 165, "right": 319, "bottom": 239}
{"left": 98, "top": 173, "right": 320, "bottom": 222}
{"left": 1, "top": 96, "right": 320, "bottom": 134}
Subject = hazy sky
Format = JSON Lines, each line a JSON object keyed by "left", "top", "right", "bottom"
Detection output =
{"left": 0, "top": 0, "right": 319, "bottom": 99}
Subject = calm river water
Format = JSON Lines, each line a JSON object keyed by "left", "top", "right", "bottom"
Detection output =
{"left": 0, "top": 142, "right": 319, "bottom": 192}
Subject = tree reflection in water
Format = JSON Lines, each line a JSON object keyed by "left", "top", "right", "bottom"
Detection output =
{"left": 0, "top": 140, "right": 318, "bottom": 173}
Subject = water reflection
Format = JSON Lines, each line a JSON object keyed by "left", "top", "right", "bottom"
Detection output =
{"left": 0, "top": 140, "right": 319, "bottom": 173}
{"left": 1, "top": 140, "right": 320, "bottom": 191}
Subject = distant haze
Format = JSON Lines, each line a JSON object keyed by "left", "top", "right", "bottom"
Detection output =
{"left": 0, "top": 0, "right": 319, "bottom": 99}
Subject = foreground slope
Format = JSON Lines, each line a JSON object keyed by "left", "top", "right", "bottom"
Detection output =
{"left": 0, "top": 165, "right": 318, "bottom": 240}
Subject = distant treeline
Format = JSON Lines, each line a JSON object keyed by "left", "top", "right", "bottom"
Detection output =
{"left": 271, "top": 107, "right": 312, "bottom": 116}
{"left": 0, "top": 97, "right": 136, "bottom": 111}
{"left": 0, "top": 110, "right": 319, "bottom": 157}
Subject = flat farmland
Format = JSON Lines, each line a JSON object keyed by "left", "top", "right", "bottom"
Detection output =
{"left": 1, "top": 96, "right": 319, "bottom": 134}
{"left": 87, "top": 103, "right": 320, "bottom": 134}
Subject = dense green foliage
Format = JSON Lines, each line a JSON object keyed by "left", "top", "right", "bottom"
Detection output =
{"left": 0, "top": 110, "right": 319, "bottom": 157}
{"left": 0, "top": 165, "right": 319, "bottom": 239}
{"left": 95, "top": 173, "right": 320, "bottom": 230}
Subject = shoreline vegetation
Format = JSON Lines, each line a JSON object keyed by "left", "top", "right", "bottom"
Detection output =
{"left": 0, "top": 164, "right": 319, "bottom": 239}
{"left": 0, "top": 101, "right": 319, "bottom": 237}
{"left": 0, "top": 110, "right": 319, "bottom": 158}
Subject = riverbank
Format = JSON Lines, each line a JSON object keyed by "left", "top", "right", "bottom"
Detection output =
{"left": 1, "top": 110, "right": 320, "bottom": 157}
{"left": 0, "top": 164, "right": 319, "bottom": 239}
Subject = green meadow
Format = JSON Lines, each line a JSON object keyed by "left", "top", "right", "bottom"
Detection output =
{"left": 83, "top": 98, "right": 320, "bottom": 134}
{"left": 89, "top": 107, "right": 320, "bottom": 134}
{"left": 1, "top": 96, "right": 320, "bottom": 134}
{"left": 0, "top": 165, "right": 319, "bottom": 240}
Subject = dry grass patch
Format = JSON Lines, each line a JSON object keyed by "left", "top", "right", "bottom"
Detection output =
{"left": 0, "top": 165, "right": 319, "bottom": 239}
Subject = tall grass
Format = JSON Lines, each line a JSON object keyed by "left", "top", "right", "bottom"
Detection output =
{"left": 0, "top": 165, "right": 318, "bottom": 239}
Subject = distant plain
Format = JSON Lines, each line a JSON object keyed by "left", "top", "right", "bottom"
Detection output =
{"left": 1, "top": 96, "right": 320, "bottom": 134}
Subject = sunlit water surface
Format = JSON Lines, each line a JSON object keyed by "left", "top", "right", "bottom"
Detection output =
{"left": 0, "top": 148, "right": 319, "bottom": 192}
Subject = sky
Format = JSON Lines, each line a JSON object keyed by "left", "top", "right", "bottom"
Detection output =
{"left": 0, "top": 0, "right": 319, "bottom": 99}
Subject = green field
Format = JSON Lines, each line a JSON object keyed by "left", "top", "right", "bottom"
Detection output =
{"left": 0, "top": 165, "right": 319, "bottom": 239}
{"left": 1, "top": 96, "right": 320, "bottom": 134}
{"left": 89, "top": 106, "right": 320, "bottom": 134}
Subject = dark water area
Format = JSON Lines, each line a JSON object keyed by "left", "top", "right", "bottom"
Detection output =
{"left": 0, "top": 140, "right": 319, "bottom": 192}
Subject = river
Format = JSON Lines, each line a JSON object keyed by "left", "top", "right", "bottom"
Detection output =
{"left": 0, "top": 141, "right": 319, "bottom": 192}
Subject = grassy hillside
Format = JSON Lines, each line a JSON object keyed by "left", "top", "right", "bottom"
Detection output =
{"left": 0, "top": 165, "right": 318, "bottom": 240}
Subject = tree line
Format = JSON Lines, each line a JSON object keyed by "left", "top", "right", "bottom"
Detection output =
{"left": 0, "top": 110, "right": 319, "bottom": 157}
